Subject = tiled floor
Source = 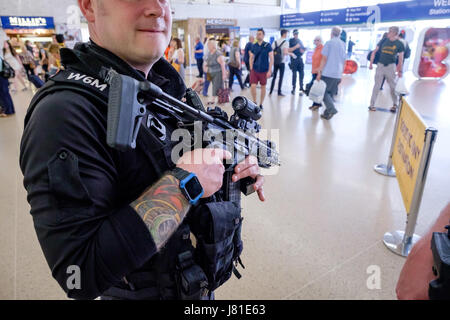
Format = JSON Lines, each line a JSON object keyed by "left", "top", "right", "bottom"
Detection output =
{"left": 1, "top": 64, "right": 449, "bottom": 299}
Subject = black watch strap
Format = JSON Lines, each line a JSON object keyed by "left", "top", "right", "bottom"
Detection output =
{"left": 171, "top": 167, "right": 191, "bottom": 181}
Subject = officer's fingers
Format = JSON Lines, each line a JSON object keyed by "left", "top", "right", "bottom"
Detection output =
{"left": 232, "top": 164, "right": 259, "bottom": 182}
{"left": 256, "top": 186, "right": 266, "bottom": 202}
{"left": 235, "top": 156, "right": 258, "bottom": 173}
{"left": 253, "top": 174, "right": 265, "bottom": 190}
{"left": 210, "top": 148, "right": 232, "bottom": 161}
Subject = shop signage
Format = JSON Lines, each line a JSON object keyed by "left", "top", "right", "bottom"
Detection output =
{"left": 206, "top": 19, "right": 235, "bottom": 26}
{"left": 0, "top": 16, "right": 55, "bottom": 29}
{"left": 280, "top": 0, "right": 450, "bottom": 28}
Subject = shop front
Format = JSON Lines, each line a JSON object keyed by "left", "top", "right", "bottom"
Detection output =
{"left": 172, "top": 18, "right": 238, "bottom": 67}
{"left": 1, "top": 15, "right": 56, "bottom": 49}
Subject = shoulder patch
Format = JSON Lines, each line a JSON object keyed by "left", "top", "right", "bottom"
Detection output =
{"left": 50, "top": 70, "right": 109, "bottom": 95}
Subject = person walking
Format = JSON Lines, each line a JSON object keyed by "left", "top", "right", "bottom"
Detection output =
{"left": 368, "top": 26, "right": 405, "bottom": 113}
{"left": 0, "top": 55, "right": 16, "bottom": 117}
{"left": 269, "top": 29, "right": 289, "bottom": 96}
{"left": 228, "top": 39, "right": 244, "bottom": 91}
{"left": 307, "top": 36, "right": 324, "bottom": 111}
{"left": 3, "top": 40, "right": 27, "bottom": 92}
{"left": 202, "top": 37, "right": 213, "bottom": 97}
{"left": 347, "top": 36, "right": 355, "bottom": 59}
{"left": 168, "top": 37, "right": 185, "bottom": 81}
{"left": 316, "top": 27, "right": 346, "bottom": 120}
{"left": 19, "top": 42, "right": 36, "bottom": 79}
{"left": 204, "top": 39, "right": 228, "bottom": 105}
{"left": 289, "top": 29, "right": 306, "bottom": 95}
{"left": 249, "top": 28, "right": 273, "bottom": 110}
{"left": 243, "top": 35, "right": 254, "bottom": 88}
{"left": 194, "top": 37, "right": 204, "bottom": 78}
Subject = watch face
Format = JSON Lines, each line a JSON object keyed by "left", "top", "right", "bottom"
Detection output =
{"left": 185, "top": 176, "right": 203, "bottom": 199}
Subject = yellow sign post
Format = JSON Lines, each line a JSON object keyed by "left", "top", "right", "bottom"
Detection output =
{"left": 375, "top": 98, "right": 438, "bottom": 257}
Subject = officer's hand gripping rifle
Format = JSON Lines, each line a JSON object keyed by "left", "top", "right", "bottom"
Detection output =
{"left": 105, "top": 69, "right": 280, "bottom": 200}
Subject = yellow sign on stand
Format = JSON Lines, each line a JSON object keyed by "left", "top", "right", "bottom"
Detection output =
{"left": 376, "top": 97, "right": 437, "bottom": 257}
{"left": 392, "top": 98, "right": 427, "bottom": 213}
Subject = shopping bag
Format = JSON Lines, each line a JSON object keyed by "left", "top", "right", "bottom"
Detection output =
{"left": 171, "top": 61, "right": 180, "bottom": 72}
{"left": 28, "top": 74, "right": 44, "bottom": 89}
{"left": 395, "top": 77, "right": 409, "bottom": 95}
{"left": 308, "top": 79, "right": 326, "bottom": 104}
{"left": 217, "top": 80, "right": 230, "bottom": 104}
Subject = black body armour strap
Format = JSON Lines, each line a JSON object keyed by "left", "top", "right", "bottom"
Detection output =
{"left": 25, "top": 70, "right": 109, "bottom": 127}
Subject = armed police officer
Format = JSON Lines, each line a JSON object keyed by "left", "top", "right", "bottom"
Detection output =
{"left": 19, "top": 0, "right": 266, "bottom": 300}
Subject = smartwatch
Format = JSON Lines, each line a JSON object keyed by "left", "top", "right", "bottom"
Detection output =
{"left": 171, "top": 167, "right": 204, "bottom": 205}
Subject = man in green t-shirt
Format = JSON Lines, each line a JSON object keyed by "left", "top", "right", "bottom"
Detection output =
{"left": 368, "top": 26, "right": 405, "bottom": 112}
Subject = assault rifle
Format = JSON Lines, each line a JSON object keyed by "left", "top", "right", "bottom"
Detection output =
{"left": 105, "top": 68, "right": 280, "bottom": 200}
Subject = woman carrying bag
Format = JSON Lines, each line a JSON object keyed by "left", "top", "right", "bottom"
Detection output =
{"left": 203, "top": 39, "right": 228, "bottom": 105}
{"left": 3, "top": 40, "right": 27, "bottom": 92}
{"left": 307, "top": 36, "right": 324, "bottom": 111}
{"left": 168, "top": 37, "right": 185, "bottom": 81}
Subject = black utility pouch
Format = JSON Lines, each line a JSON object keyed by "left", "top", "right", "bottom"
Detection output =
{"left": 189, "top": 201, "right": 244, "bottom": 291}
{"left": 175, "top": 251, "right": 209, "bottom": 300}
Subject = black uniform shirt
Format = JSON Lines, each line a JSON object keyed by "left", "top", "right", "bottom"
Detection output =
{"left": 19, "top": 41, "right": 186, "bottom": 299}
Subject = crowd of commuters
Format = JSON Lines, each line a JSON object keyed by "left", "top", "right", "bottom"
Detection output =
{"left": 189, "top": 25, "right": 408, "bottom": 120}
{"left": 1, "top": 27, "right": 409, "bottom": 119}
{"left": 0, "top": 34, "right": 65, "bottom": 117}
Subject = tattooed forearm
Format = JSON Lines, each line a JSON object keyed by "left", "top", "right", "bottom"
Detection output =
{"left": 131, "top": 173, "right": 191, "bottom": 250}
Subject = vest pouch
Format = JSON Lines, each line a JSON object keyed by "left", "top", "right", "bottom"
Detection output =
{"left": 189, "top": 201, "right": 243, "bottom": 291}
{"left": 175, "top": 251, "right": 209, "bottom": 300}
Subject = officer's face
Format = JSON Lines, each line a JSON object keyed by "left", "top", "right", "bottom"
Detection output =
{"left": 86, "top": 0, "right": 172, "bottom": 69}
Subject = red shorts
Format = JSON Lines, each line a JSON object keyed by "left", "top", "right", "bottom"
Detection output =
{"left": 250, "top": 70, "right": 268, "bottom": 86}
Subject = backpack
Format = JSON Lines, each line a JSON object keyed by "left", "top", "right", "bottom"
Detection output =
{"left": 367, "top": 37, "right": 387, "bottom": 65}
{"left": 404, "top": 43, "right": 411, "bottom": 59}
{"left": 273, "top": 40, "right": 286, "bottom": 66}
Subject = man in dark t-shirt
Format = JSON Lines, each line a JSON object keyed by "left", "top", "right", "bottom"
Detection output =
{"left": 249, "top": 28, "right": 273, "bottom": 109}
{"left": 369, "top": 26, "right": 405, "bottom": 112}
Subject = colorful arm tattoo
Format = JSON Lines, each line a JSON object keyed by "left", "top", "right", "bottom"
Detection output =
{"left": 131, "top": 173, "right": 191, "bottom": 250}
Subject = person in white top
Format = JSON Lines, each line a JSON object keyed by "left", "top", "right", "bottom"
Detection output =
{"left": 168, "top": 37, "right": 185, "bottom": 80}
{"left": 269, "top": 29, "right": 290, "bottom": 96}
{"left": 2, "top": 40, "right": 27, "bottom": 92}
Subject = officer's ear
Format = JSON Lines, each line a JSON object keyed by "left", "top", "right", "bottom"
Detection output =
{"left": 78, "top": 0, "right": 96, "bottom": 23}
